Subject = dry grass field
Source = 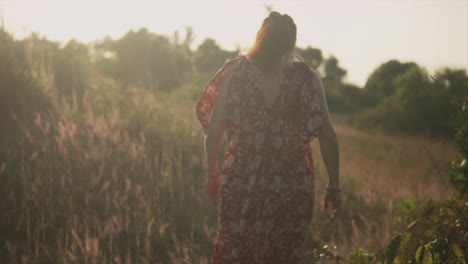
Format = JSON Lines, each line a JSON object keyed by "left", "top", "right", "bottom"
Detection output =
{"left": 304, "top": 114, "right": 460, "bottom": 261}
{"left": 0, "top": 88, "right": 461, "bottom": 263}
{"left": 320, "top": 114, "right": 459, "bottom": 202}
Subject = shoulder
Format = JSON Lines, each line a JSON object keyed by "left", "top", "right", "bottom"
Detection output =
{"left": 213, "top": 56, "right": 246, "bottom": 90}
{"left": 223, "top": 55, "right": 245, "bottom": 68}
{"left": 290, "top": 62, "right": 320, "bottom": 82}
{"left": 218, "top": 55, "right": 246, "bottom": 77}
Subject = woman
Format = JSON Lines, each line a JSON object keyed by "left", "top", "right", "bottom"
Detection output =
{"left": 196, "top": 11, "right": 341, "bottom": 264}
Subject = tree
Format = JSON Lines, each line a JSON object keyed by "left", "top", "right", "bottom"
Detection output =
{"left": 54, "top": 39, "right": 90, "bottom": 98}
{"left": 94, "top": 28, "right": 193, "bottom": 91}
{"left": 295, "top": 46, "right": 323, "bottom": 70}
{"left": 194, "top": 38, "right": 238, "bottom": 74}
{"left": 0, "top": 30, "right": 52, "bottom": 160}
{"left": 94, "top": 36, "right": 118, "bottom": 79}
{"left": 364, "top": 60, "right": 417, "bottom": 105}
{"left": 319, "top": 55, "right": 367, "bottom": 112}
{"left": 355, "top": 65, "right": 468, "bottom": 136}
{"left": 324, "top": 56, "right": 347, "bottom": 83}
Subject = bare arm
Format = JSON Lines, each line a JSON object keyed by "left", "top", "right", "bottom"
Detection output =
{"left": 312, "top": 70, "right": 340, "bottom": 189}
{"left": 293, "top": 51, "right": 340, "bottom": 189}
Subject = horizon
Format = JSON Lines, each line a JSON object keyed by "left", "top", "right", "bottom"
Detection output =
{"left": 1, "top": 0, "right": 467, "bottom": 87}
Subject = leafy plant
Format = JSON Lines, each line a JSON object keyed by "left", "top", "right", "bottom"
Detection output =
{"left": 383, "top": 98, "right": 468, "bottom": 264}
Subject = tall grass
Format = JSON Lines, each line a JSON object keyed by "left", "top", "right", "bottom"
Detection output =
{"left": 1, "top": 82, "right": 217, "bottom": 263}
{"left": 0, "top": 79, "right": 460, "bottom": 263}
{"left": 304, "top": 115, "right": 460, "bottom": 261}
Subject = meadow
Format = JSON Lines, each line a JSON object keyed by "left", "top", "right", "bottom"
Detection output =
{"left": 1, "top": 28, "right": 466, "bottom": 263}
{"left": 0, "top": 80, "right": 460, "bottom": 263}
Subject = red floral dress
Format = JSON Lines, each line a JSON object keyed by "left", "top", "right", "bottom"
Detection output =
{"left": 197, "top": 56, "right": 324, "bottom": 264}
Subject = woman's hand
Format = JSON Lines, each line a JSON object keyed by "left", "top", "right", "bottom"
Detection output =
{"left": 206, "top": 174, "right": 221, "bottom": 200}
{"left": 324, "top": 188, "right": 342, "bottom": 219}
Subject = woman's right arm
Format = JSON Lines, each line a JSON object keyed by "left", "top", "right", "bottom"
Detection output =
{"left": 294, "top": 52, "right": 341, "bottom": 192}
{"left": 311, "top": 70, "right": 341, "bottom": 211}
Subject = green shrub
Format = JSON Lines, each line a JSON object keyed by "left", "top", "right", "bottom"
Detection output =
{"left": 382, "top": 100, "right": 468, "bottom": 264}
{"left": 354, "top": 66, "right": 468, "bottom": 137}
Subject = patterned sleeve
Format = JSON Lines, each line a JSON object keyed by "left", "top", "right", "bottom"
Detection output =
{"left": 299, "top": 64, "right": 325, "bottom": 146}
{"left": 196, "top": 58, "right": 238, "bottom": 133}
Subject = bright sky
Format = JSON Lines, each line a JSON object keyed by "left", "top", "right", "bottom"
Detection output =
{"left": 1, "top": 0, "right": 467, "bottom": 86}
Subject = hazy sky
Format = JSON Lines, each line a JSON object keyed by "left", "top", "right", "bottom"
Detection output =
{"left": 1, "top": 0, "right": 467, "bottom": 86}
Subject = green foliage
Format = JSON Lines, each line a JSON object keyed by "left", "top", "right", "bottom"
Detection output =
{"left": 325, "top": 81, "right": 367, "bottom": 113}
{"left": 94, "top": 28, "right": 194, "bottom": 91}
{"left": 355, "top": 65, "right": 468, "bottom": 137}
{"left": 54, "top": 39, "right": 90, "bottom": 98}
{"left": 295, "top": 46, "right": 323, "bottom": 70}
{"left": 350, "top": 247, "right": 377, "bottom": 264}
{"left": 92, "top": 28, "right": 240, "bottom": 92}
{"left": 393, "top": 196, "right": 420, "bottom": 227}
{"left": 0, "top": 29, "right": 53, "bottom": 159}
{"left": 415, "top": 239, "right": 465, "bottom": 264}
{"left": 194, "top": 38, "right": 238, "bottom": 74}
{"left": 319, "top": 55, "right": 369, "bottom": 113}
{"left": 450, "top": 96, "right": 468, "bottom": 197}
{"left": 345, "top": 95, "right": 468, "bottom": 263}
{"left": 364, "top": 60, "right": 417, "bottom": 106}
{"left": 450, "top": 158, "right": 468, "bottom": 199}
{"left": 379, "top": 102, "right": 468, "bottom": 264}
{"left": 325, "top": 56, "right": 347, "bottom": 83}
{"left": 384, "top": 199, "right": 467, "bottom": 263}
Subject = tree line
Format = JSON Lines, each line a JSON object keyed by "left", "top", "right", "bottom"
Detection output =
{"left": 1, "top": 27, "right": 467, "bottom": 138}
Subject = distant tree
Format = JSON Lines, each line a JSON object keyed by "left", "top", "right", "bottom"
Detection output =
{"left": 19, "top": 33, "right": 60, "bottom": 86}
{"left": 94, "top": 28, "right": 192, "bottom": 91}
{"left": 433, "top": 68, "right": 468, "bottom": 96}
{"left": 0, "top": 30, "right": 52, "bottom": 159}
{"left": 182, "top": 26, "right": 194, "bottom": 51}
{"left": 94, "top": 36, "right": 118, "bottom": 79}
{"left": 1, "top": 31, "right": 29, "bottom": 79}
{"left": 54, "top": 39, "right": 90, "bottom": 98}
{"left": 355, "top": 65, "right": 468, "bottom": 136}
{"left": 194, "top": 38, "right": 238, "bottom": 74}
{"left": 318, "top": 55, "right": 367, "bottom": 113}
{"left": 295, "top": 46, "right": 323, "bottom": 70}
{"left": 364, "top": 60, "right": 417, "bottom": 105}
{"left": 324, "top": 56, "right": 347, "bottom": 83}
{"left": 115, "top": 28, "right": 160, "bottom": 88}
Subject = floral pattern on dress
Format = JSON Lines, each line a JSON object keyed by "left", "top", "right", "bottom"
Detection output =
{"left": 196, "top": 55, "right": 324, "bottom": 264}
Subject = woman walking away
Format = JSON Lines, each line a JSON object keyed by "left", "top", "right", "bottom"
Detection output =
{"left": 196, "top": 11, "right": 341, "bottom": 264}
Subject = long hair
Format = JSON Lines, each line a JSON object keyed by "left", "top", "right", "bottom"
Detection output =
{"left": 247, "top": 11, "right": 297, "bottom": 72}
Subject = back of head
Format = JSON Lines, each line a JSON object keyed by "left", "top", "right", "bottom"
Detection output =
{"left": 248, "top": 11, "right": 297, "bottom": 72}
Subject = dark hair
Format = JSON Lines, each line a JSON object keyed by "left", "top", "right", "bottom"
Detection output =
{"left": 247, "top": 11, "right": 297, "bottom": 72}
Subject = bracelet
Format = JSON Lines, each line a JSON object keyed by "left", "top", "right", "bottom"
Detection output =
{"left": 326, "top": 186, "right": 341, "bottom": 193}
